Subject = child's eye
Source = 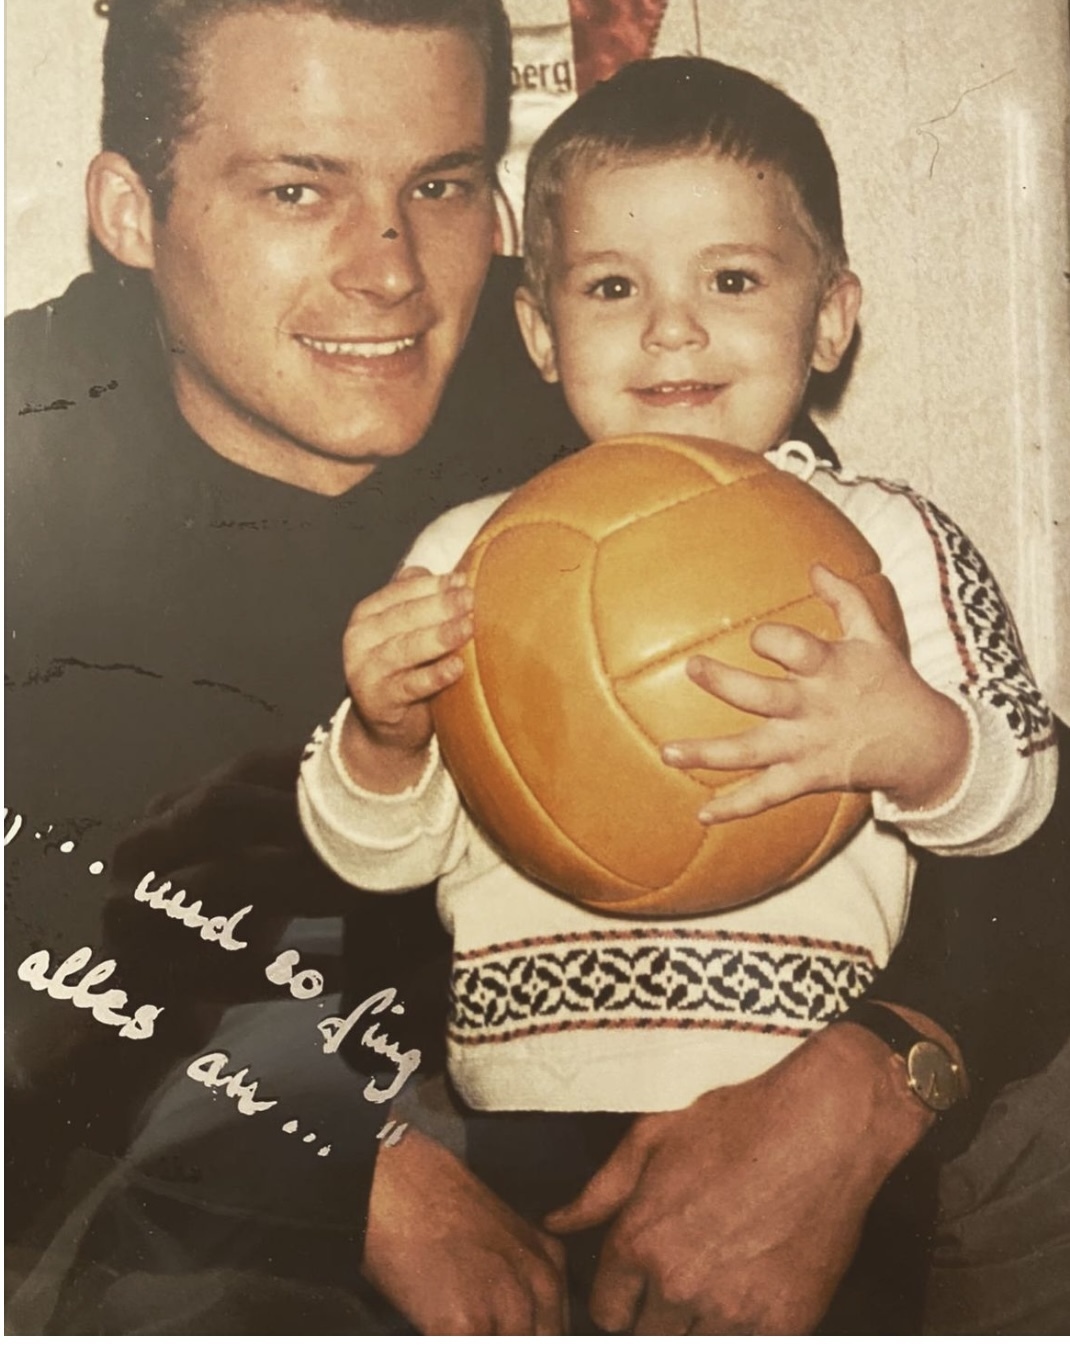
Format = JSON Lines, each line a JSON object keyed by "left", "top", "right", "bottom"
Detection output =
{"left": 268, "top": 184, "right": 322, "bottom": 208}
{"left": 712, "top": 269, "right": 758, "bottom": 295}
{"left": 587, "top": 275, "right": 635, "bottom": 301}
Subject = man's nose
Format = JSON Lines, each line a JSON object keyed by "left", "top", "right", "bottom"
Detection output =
{"left": 641, "top": 293, "right": 708, "bottom": 353}
{"left": 329, "top": 211, "right": 424, "bottom": 305}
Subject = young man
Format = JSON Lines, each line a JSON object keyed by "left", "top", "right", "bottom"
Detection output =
{"left": 6, "top": 0, "right": 1067, "bottom": 1334}
{"left": 6, "top": 0, "right": 578, "bottom": 1331}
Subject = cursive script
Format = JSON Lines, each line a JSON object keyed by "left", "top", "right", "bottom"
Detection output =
{"left": 186, "top": 1050, "right": 278, "bottom": 1116}
{"left": 317, "top": 987, "right": 422, "bottom": 1104}
{"left": 18, "top": 945, "right": 163, "bottom": 1040}
{"left": 134, "top": 870, "right": 251, "bottom": 950}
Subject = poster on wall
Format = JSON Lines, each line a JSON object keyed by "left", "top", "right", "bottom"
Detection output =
{"left": 499, "top": 0, "right": 672, "bottom": 245}
{"left": 6, "top": 0, "right": 1069, "bottom": 1336}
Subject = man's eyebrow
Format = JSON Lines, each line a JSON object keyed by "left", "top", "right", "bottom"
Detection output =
{"left": 225, "top": 152, "right": 350, "bottom": 176}
{"left": 224, "top": 147, "right": 490, "bottom": 178}
{"left": 413, "top": 147, "right": 491, "bottom": 176}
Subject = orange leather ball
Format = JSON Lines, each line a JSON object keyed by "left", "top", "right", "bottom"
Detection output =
{"left": 432, "top": 434, "right": 907, "bottom": 916}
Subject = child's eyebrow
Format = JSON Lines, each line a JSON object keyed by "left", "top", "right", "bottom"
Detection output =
{"left": 697, "top": 243, "right": 785, "bottom": 266}
{"left": 562, "top": 249, "right": 628, "bottom": 273}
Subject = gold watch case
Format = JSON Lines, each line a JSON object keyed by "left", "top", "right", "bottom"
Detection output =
{"left": 905, "top": 1040, "right": 966, "bottom": 1112}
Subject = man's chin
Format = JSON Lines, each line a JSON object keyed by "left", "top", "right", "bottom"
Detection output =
{"left": 300, "top": 433, "right": 430, "bottom": 467}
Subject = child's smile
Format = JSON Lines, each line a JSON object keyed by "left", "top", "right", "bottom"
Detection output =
{"left": 629, "top": 380, "right": 727, "bottom": 410}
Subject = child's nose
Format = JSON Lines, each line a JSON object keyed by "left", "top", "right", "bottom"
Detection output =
{"left": 641, "top": 295, "right": 709, "bottom": 353}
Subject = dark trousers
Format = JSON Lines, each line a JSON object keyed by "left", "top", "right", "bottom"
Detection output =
{"left": 462, "top": 1105, "right": 939, "bottom": 1335}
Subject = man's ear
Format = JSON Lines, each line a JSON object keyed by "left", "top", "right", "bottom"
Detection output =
{"left": 86, "top": 151, "right": 156, "bottom": 270}
{"left": 811, "top": 270, "right": 862, "bottom": 373}
{"left": 514, "top": 286, "right": 559, "bottom": 383}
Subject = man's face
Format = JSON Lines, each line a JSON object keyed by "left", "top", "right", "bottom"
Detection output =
{"left": 147, "top": 11, "right": 499, "bottom": 493}
{"left": 520, "top": 152, "right": 855, "bottom": 454}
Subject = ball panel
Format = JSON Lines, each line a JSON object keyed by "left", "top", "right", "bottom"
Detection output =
{"left": 744, "top": 471, "right": 884, "bottom": 582}
{"left": 471, "top": 436, "right": 762, "bottom": 547}
{"left": 434, "top": 588, "right": 652, "bottom": 909}
{"left": 593, "top": 472, "right": 879, "bottom": 680}
{"left": 436, "top": 693, "right": 653, "bottom": 909}
{"left": 665, "top": 792, "right": 860, "bottom": 913}
{"left": 615, "top": 586, "right": 903, "bottom": 799}
{"left": 582, "top": 792, "right": 851, "bottom": 915}
{"left": 467, "top": 522, "right": 707, "bottom": 890}
{"left": 778, "top": 789, "right": 871, "bottom": 887}
{"left": 614, "top": 651, "right": 758, "bottom": 795}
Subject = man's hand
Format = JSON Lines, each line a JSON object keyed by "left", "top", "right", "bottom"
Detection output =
{"left": 663, "top": 564, "right": 970, "bottom": 823}
{"left": 363, "top": 1126, "right": 568, "bottom": 1334}
{"left": 546, "top": 1022, "right": 934, "bottom": 1334}
{"left": 340, "top": 566, "right": 473, "bottom": 793}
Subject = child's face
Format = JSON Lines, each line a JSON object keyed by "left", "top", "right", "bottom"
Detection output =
{"left": 517, "top": 151, "right": 859, "bottom": 452}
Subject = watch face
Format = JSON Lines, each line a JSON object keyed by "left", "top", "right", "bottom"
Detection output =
{"left": 907, "top": 1041, "right": 964, "bottom": 1111}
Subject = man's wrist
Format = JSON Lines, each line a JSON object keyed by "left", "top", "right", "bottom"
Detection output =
{"left": 815, "top": 1019, "right": 938, "bottom": 1174}
{"left": 841, "top": 1000, "right": 968, "bottom": 1113}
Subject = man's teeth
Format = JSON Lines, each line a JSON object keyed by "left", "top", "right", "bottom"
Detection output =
{"left": 299, "top": 335, "right": 417, "bottom": 357}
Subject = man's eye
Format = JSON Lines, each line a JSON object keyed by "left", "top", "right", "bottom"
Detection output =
{"left": 414, "top": 179, "right": 467, "bottom": 202}
{"left": 588, "top": 275, "right": 635, "bottom": 300}
{"left": 713, "top": 270, "right": 757, "bottom": 295}
{"left": 269, "top": 184, "right": 321, "bottom": 208}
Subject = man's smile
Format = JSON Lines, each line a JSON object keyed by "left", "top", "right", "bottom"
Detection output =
{"left": 295, "top": 334, "right": 421, "bottom": 358}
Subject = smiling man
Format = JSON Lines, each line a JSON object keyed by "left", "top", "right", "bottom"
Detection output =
{"left": 7, "top": 0, "right": 581, "bottom": 1332}
{"left": 7, "top": 0, "right": 1069, "bottom": 1336}
{"left": 90, "top": 8, "right": 504, "bottom": 490}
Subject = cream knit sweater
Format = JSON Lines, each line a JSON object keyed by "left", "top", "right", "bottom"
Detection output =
{"left": 300, "top": 444, "right": 1057, "bottom": 1113}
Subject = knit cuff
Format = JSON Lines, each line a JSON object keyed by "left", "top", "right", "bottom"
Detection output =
{"left": 872, "top": 693, "right": 1020, "bottom": 852}
{"left": 298, "top": 699, "right": 461, "bottom": 890}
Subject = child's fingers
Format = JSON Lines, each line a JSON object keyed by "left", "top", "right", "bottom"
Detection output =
{"left": 685, "top": 654, "right": 797, "bottom": 718}
{"left": 352, "top": 569, "right": 468, "bottom": 625}
{"left": 384, "top": 609, "right": 474, "bottom": 679}
{"left": 662, "top": 730, "right": 769, "bottom": 773}
{"left": 695, "top": 764, "right": 807, "bottom": 825}
{"left": 396, "top": 653, "right": 466, "bottom": 705}
{"left": 348, "top": 582, "right": 473, "bottom": 660}
{"left": 749, "top": 622, "right": 829, "bottom": 676}
{"left": 811, "top": 565, "right": 886, "bottom": 643}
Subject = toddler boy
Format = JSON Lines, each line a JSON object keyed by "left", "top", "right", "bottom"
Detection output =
{"left": 299, "top": 58, "right": 1056, "bottom": 1116}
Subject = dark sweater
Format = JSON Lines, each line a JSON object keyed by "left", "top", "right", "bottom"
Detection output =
{"left": 4, "top": 258, "right": 584, "bottom": 1237}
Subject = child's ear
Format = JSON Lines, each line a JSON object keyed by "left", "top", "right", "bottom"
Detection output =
{"left": 514, "top": 286, "right": 559, "bottom": 384}
{"left": 86, "top": 151, "right": 156, "bottom": 270}
{"left": 811, "top": 270, "right": 862, "bottom": 373}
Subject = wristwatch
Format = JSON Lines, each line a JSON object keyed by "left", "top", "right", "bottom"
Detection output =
{"left": 841, "top": 1000, "right": 967, "bottom": 1112}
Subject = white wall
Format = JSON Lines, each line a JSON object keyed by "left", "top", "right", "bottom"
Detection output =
{"left": 5, "top": 0, "right": 106, "bottom": 313}
{"left": 7, "top": 0, "right": 1068, "bottom": 716}
{"left": 684, "top": 1, "right": 1070, "bottom": 724}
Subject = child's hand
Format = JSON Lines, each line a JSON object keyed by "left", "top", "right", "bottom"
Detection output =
{"left": 340, "top": 566, "right": 474, "bottom": 792}
{"left": 662, "top": 565, "right": 970, "bottom": 824}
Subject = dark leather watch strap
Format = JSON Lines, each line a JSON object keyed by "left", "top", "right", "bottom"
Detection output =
{"left": 840, "top": 999, "right": 927, "bottom": 1058}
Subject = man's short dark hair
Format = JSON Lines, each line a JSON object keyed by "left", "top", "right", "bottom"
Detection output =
{"left": 101, "top": 0, "right": 512, "bottom": 216}
{"left": 523, "top": 56, "right": 848, "bottom": 309}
